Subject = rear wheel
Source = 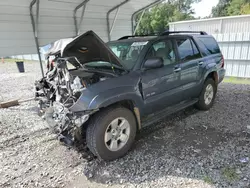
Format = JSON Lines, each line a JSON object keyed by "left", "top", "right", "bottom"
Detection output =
{"left": 196, "top": 78, "right": 217, "bottom": 111}
{"left": 86, "top": 107, "right": 137, "bottom": 161}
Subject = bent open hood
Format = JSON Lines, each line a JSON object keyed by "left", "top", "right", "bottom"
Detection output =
{"left": 61, "top": 30, "right": 123, "bottom": 68}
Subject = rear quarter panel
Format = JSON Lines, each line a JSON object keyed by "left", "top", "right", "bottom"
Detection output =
{"left": 194, "top": 35, "right": 225, "bottom": 84}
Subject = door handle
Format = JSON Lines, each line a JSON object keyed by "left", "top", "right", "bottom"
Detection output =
{"left": 174, "top": 67, "right": 182, "bottom": 72}
{"left": 198, "top": 61, "right": 204, "bottom": 66}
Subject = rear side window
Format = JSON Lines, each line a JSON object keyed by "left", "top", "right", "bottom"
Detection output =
{"left": 196, "top": 37, "right": 220, "bottom": 56}
{"left": 176, "top": 38, "right": 201, "bottom": 61}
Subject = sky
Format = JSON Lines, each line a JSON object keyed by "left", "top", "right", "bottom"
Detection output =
{"left": 192, "top": 0, "right": 219, "bottom": 18}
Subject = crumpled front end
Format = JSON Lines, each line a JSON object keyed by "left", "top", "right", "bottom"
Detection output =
{"left": 35, "top": 30, "right": 124, "bottom": 145}
{"left": 44, "top": 102, "right": 91, "bottom": 145}
{"left": 36, "top": 59, "right": 88, "bottom": 144}
{"left": 35, "top": 57, "right": 112, "bottom": 145}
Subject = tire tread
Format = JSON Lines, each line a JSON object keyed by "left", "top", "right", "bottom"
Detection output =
{"left": 196, "top": 78, "right": 217, "bottom": 111}
{"left": 86, "top": 106, "right": 136, "bottom": 160}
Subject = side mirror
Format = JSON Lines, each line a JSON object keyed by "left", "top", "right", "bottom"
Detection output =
{"left": 144, "top": 57, "right": 164, "bottom": 70}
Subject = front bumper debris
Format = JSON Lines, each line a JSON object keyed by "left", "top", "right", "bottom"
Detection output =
{"left": 44, "top": 103, "right": 91, "bottom": 146}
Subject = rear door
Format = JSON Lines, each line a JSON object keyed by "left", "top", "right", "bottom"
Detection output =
{"left": 175, "top": 37, "right": 203, "bottom": 99}
{"left": 194, "top": 36, "right": 223, "bottom": 81}
{"left": 141, "top": 39, "right": 182, "bottom": 115}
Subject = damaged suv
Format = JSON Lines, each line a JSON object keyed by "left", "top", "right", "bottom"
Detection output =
{"left": 36, "top": 30, "right": 225, "bottom": 161}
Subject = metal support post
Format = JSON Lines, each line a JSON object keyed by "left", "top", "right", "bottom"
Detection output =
{"left": 30, "top": 0, "right": 44, "bottom": 77}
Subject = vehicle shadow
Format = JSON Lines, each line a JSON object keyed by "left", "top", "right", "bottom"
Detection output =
{"left": 80, "top": 106, "right": 250, "bottom": 187}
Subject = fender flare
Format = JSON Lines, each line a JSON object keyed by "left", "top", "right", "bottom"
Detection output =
{"left": 87, "top": 87, "right": 144, "bottom": 110}
{"left": 203, "top": 63, "right": 218, "bottom": 84}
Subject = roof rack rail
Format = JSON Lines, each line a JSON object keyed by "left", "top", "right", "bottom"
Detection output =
{"left": 118, "top": 34, "right": 156, "bottom": 40}
{"left": 160, "top": 31, "right": 208, "bottom": 36}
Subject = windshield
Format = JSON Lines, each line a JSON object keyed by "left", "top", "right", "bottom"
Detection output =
{"left": 107, "top": 41, "right": 148, "bottom": 70}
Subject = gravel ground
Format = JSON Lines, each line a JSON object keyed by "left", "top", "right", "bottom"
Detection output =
{"left": 0, "top": 62, "right": 250, "bottom": 188}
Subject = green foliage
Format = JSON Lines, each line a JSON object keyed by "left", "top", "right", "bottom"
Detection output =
{"left": 135, "top": 0, "right": 201, "bottom": 35}
{"left": 241, "top": 3, "right": 250, "bottom": 14}
{"left": 212, "top": 0, "right": 250, "bottom": 17}
{"left": 223, "top": 77, "right": 250, "bottom": 84}
{"left": 203, "top": 176, "right": 214, "bottom": 184}
{"left": 222, "top": 167, "right": 239, "bottom": 182}
{"left": 211, "top": 0, "right": 232, "bottom": 17}
{"left": 227, "top": 0, "right": 245, "bottom": 15}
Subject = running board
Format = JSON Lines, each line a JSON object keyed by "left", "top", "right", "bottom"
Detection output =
{"left": 141, "top": 99, "right": 198, "bottom": 128}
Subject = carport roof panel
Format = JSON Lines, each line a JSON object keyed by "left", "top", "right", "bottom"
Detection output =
{"left": 0, "top": 0, "right": 162, "bottom": 57}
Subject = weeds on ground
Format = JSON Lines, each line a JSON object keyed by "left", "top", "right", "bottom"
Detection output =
{"left": 223, "top": 77, "right": 250, "bottom": 85}
{"left": 222, "top": 167, "right": 239, "bottom": 182}
{"left": 3, "top": 59, "right": 41, "bottom": 64}
{"left": 203, "top": 175, "right": 214, "bottom": 184}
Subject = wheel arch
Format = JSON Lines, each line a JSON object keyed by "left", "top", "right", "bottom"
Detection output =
{"left": 99, "top": 99, "right": 142, "bottom": 131}
{"left": 205, "top": 71, "right": 219, "bottom": 85}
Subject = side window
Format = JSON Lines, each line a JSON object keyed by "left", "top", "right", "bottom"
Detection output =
{"left": 146, "top": 40, "right": 176, "bottom": 66}
{"left": 176, "top": 38, "right": 201, "bottom": 61}
{"left": 195, "top": 37, "right": 221, "bottom": 56}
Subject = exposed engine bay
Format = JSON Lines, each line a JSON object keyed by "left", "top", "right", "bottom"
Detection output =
{"left": 35, "top": 57, "right": 115, "bottom": 145}
{"left": 36, "top": 58, "right": 111, "bottom": 107}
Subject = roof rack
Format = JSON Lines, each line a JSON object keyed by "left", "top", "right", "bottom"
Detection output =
{"left": 160, "top": 31, "right": 208, "bottom": 36}
{"left": 118, "top": 34, "right": 156, "bottom": 40}
{"left": 118, "top": 31, "right": 207, "bottom": 40}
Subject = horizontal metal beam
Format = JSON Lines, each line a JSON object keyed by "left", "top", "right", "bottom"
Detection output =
{"left": 131, "top": 0, "right": 163, "bottom": 34}
{"left": 74, "top": 0, "right": 90, "bottom": 36}
{"left": 107, "top": 0, "right": 130, "bottom": 41}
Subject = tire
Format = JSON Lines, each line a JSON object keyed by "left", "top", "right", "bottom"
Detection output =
{"left": 195, "top": 78, "right": 217, "bottom": 111}
{"left": 86, "top": 106, "right": 137, "bottom": 161}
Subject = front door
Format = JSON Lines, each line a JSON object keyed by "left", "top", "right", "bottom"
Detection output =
{"left": 141, "top": 39, "right": 182, "bottom": 115}
{"left": 175, "top": 37, "right": 203, "bottom": 99}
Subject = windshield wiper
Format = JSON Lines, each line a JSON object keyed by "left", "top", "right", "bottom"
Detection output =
{"left": 85, "top": 65, "right": 128, "bottom": 73}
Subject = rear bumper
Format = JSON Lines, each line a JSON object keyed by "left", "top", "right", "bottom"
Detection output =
{"left": 218, "top": 68, "right": 226, "bottom": 83}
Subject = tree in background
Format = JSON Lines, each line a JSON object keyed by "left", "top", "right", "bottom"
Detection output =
{"left": 134, "top": 0, "right": 250, "bottom": 35}
{"left": 211, "top": 0, "right": 231, "bottom": 17}
{"left": 135, "top": 0, "right": 201, "bottom": 35}
{"left": 227, "top": 0, "right": 246, "bottom": 15}
{"left": 241, "top": 2, "right": 250, "bottom": 14}
{"left": 212, "top": 0, "right": 250, "bottom": 17}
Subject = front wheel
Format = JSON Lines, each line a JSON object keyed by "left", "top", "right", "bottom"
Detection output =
{"left": 86, "top": 107, "right": 137, "bottom": 161}
{"left": 195, "top": 78, "right": 217, "bottom": 111}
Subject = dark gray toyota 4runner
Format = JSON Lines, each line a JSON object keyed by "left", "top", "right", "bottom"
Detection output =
{"left": 36, "top": 30, "right": 226, "bottom": 161}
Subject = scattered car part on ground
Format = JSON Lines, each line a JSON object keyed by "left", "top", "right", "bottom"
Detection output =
{"left": 35, "top": 30, "right": 226, "bottom": 161}
{"left": 0, "top": 98, "right": 35, "bottom": 108}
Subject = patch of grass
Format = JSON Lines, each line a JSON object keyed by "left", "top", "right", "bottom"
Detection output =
{"left": 222, "top": 167, "right": 239, "bottom": 182}
{"left": 3, "top": 58, "right": 41, "bottom": 64}
{"left": 203, "top": 175, "right": 214, "bottom": 184}
{"left": 223, "top": 77, "right": 250, "bottom": 85}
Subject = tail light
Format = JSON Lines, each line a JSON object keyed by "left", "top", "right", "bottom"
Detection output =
{"left": 221, "top": 55, "right": 225, "bottom": 68}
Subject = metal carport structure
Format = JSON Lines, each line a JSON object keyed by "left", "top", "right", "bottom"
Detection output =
{"left": 0, "top": 0, "right": 163, "bottom": 76}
